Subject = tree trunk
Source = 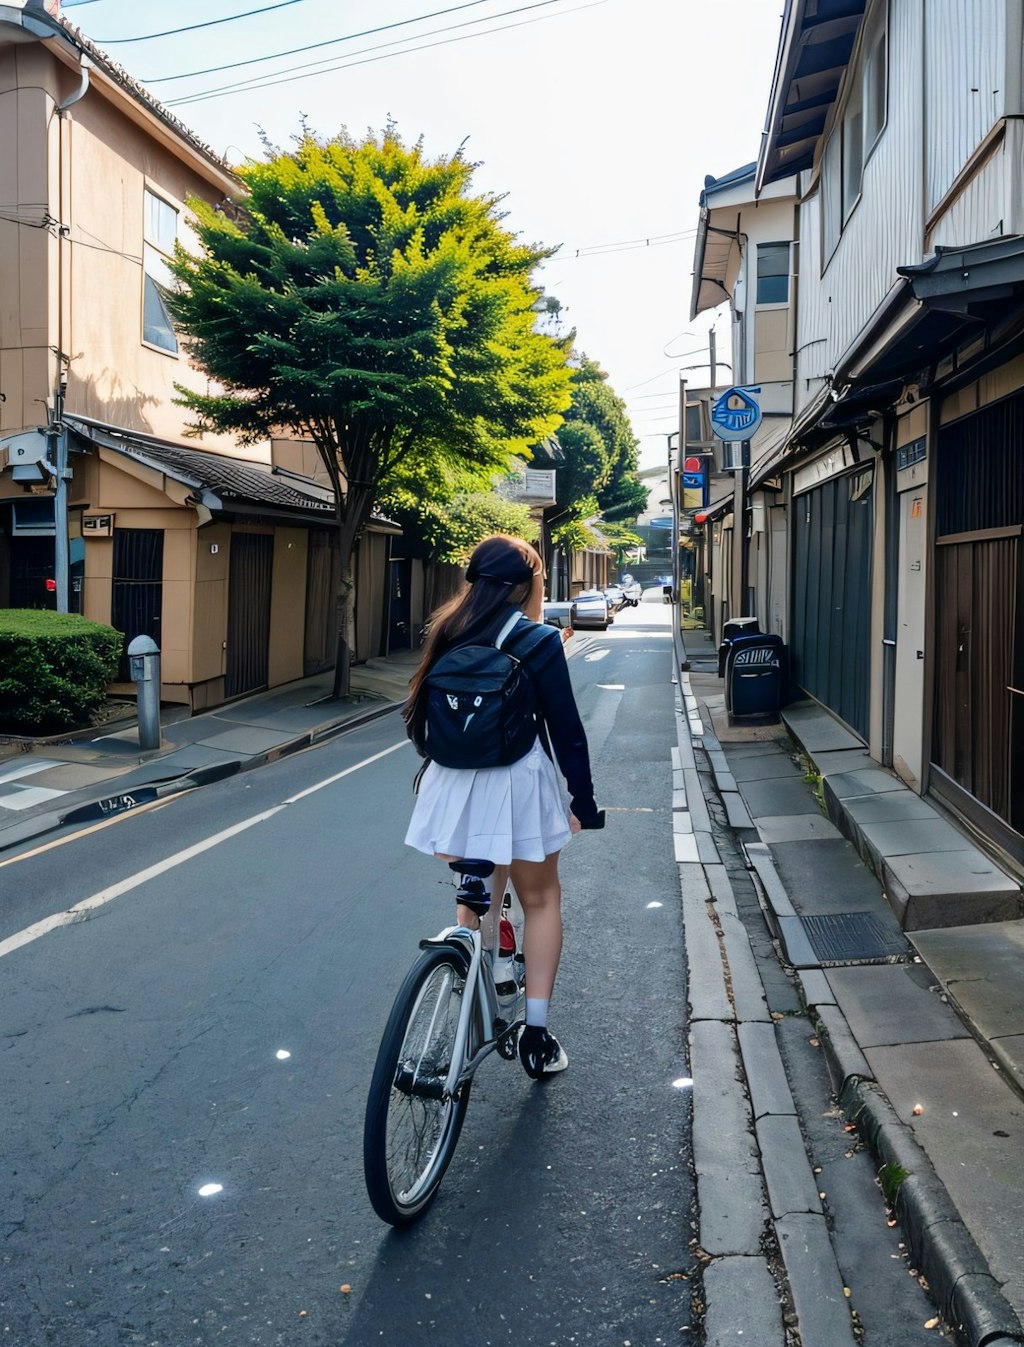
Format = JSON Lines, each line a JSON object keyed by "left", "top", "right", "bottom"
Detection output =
{"left": 331, "top": 544, "right": 356, "bottom": 699}
{"left": 329, "top": 493, "right": 369, "bottom": 700}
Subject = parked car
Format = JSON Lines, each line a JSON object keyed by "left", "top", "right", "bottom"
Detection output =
{"left": 570, "top": 589, "right": 612, "bottom": 630}
{"left": 542, "top": 600, "right": 572, "bottom": 630}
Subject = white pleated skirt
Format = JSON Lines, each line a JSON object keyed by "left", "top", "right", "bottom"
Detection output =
{"left": 405, "top": 740, "right": 572, "bottom": 866}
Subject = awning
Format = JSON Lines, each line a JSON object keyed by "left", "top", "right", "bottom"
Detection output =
{"left": 689, "top": 164, "right": 755, "bottom": 321}
{"left": 695, "top": 491, "right": 734, "bottom": 525}
{"left": 756, "top": 0, "right": 868, "bottom": 194}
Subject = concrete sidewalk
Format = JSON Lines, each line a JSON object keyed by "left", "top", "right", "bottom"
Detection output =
{"left": 0, "top": 649, "right": 420, "bottom": 855}
{"left": 677, "top": 621, "right": 1023, "bottom": 1346}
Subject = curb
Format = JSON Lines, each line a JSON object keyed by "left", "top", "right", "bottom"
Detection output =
{"left": 701, "top": 731, "right": 1024, "bottom": 1347}
{"left": 807, "top": 987, "right": 1024, "bottom": 1347}
{"left": 0, "top": 699, "right": 402, "bottom": 855}
{"left": 670, "top": 606, "right": 691, "bottom": 673}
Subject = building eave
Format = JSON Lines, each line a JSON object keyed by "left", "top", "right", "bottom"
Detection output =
{"left": 0, "top": 3, "right": 242, "bottom": 196}
{"left": 756, "top": 0, "right": 868, "bottom": 195}
{"left": 67, "top": 415, "right": 338, "bottom": 525}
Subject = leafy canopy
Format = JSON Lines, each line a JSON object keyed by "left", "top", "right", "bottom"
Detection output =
{"left": 532, "top": 353, "right": 646, "bottom": 531}
{"left": 381, "top": 456, "right": 538, "bottom": 564}
{"left": 165, "top": 127, "right": 573, "bottom": 534}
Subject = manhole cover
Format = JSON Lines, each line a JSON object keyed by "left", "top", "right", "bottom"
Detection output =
{"left": 799, "top": 912, "right": 910, "bottom": 966}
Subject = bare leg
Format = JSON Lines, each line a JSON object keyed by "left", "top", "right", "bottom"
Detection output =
{"left": 509, "top": 853, "right": 563, "bottom": 1001}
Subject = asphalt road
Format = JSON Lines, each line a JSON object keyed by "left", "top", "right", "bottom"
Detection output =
{"left": 1, "top": 605, "right": 692, "bottom": 1347}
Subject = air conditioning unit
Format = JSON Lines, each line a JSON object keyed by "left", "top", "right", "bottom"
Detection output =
{"left": 720, "top": 441, "right": 750, "bottom": 472}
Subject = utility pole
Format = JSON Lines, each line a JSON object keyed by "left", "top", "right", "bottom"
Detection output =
{"left": 709, "top": 328, "right": 717, "bottom": 392}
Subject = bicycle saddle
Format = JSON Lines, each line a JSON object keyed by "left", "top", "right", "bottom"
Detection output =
{"left": 448, "top": 858, "right": 495, "bottom": 879}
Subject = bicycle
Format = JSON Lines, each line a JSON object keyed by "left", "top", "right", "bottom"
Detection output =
{"left": 363, "top": 859, "right": 526, "bottom": 1226}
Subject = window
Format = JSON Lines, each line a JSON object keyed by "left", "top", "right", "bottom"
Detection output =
{"left": 756, "top": 243, "right": 790, "bottom": 305}
{"left": 822, "top": 129, "right": 842, "bottom": 261}
{"left": 142, "top": 188, "right": 178, "bottom": 354}
{"left": 842, "top": 77, "right": 864, "bottom": 220}
{"left": 820, "top": 0, "right": 887, "bottom": 266}
{"left": 862, "top": 19, "right": 887, "bottom": 151}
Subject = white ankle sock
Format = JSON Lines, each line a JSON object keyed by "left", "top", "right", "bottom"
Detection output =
{"left": 525, "top": 998, "right": 548, "bottom": 1029}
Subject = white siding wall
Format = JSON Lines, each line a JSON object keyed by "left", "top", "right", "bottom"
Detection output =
{"left": 930, "top": 117, "right": 1024, "bottom": 247}
{"left": 794, "top": 0, "right": 924, "bottom": 415}
{"left": 925, "top": 0, "right": 1007, "bottom": 214}
{"left": 792, "top": 0, "right": 1017, "bottom": 421}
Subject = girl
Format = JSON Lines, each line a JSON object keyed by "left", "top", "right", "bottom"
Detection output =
{"left": 403, "top": 534, "right": 603, "bottom": 1079}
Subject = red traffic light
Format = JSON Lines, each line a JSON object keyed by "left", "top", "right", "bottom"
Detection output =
{"left": 45, "top": 578, "right": 57, "bottom": 592}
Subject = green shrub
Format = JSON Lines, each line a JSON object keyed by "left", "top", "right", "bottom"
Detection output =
{"left": 0, "top": 610, "right": 123, "bottom": 735}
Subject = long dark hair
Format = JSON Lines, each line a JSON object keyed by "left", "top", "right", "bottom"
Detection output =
{"left": 403, "top": 535, "right": 542, "bottom": 749}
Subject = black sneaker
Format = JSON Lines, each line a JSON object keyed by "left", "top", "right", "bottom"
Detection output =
{"left": 518, "top": 1025, "right": 569, "bottom": 1079}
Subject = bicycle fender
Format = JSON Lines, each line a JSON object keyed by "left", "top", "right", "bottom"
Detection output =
{"left": 419, "top": 931, "right": 474, "bottom": 961}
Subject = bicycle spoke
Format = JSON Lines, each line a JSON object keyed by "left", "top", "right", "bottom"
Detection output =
{"left": 363, "top": 948, "right": 468, "bottom": 1223}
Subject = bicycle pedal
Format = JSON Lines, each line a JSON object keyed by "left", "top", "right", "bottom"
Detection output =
{"left": 494, "top": 1019, "right": 519, "bottom": 1060}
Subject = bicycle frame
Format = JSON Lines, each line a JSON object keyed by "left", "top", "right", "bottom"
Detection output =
{"left": 416, "top": 930, "right": 499, "bottom": 1098}
{"left": 420, "top": 886, "right": 524, "bottom": 1097}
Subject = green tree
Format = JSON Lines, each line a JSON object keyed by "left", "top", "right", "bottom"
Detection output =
{"left": 382, "top": 459, "right": 538, "bottom": 564}
{"left": 533, "top": 355, "right": 644, "bottom": 518}
{"left": 572, "top": 357, "right": 647, "bottom": 522}
{"left": 166, "top": 126, "right": 572, "bottom": 692}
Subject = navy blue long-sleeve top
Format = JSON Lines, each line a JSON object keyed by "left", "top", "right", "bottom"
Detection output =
{"left": 508, "top": 617, "right": 599, "bottom": 826}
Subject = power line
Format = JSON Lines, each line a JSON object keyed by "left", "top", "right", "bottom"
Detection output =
{"left": 572, "top": 229, "right": 696, "bottom": 258}
{"left": 95, "top": 0, "right": 312, "bottom": 45}
{"left": 147, "top": 0, "right": 511, "bottom": 84}
{"left": 166, "top": 0, "right": 600, "bottom": 108}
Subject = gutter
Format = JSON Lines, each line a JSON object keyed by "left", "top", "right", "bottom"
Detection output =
{"left": 39, "top": 31, "right": 241, "bottom": 197}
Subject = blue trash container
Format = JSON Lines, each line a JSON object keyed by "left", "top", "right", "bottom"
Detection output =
{"left": 717, "top": 616, "right": 760, "bottom": 678}
{"left": 725, "top": 632, "right": 786, "bottom": 721}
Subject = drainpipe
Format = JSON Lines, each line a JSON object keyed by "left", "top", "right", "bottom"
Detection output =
{"left": 48, "top": 55, "right": 91, "bottom": 613}
{"left": 57, "top": 53, "right": 92, "bottom": 114}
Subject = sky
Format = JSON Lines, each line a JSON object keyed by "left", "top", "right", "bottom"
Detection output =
{"left": 64, "top": 0, "right": 783, "bottom": 470}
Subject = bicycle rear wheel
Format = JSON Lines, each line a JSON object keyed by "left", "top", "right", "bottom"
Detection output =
{"left": 364, "top": 944, "right": 473, "bottom": 1225}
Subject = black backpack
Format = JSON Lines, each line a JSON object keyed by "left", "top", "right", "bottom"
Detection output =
{"left": 422, "top": 616, "right": 546, "bottom": 770}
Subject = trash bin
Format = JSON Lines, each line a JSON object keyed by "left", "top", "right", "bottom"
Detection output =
{"left": 725, "top": 632, "right": 786, "bottom": 721}
{"left": 717, "top": 616, "right": 760, "bottom": 678}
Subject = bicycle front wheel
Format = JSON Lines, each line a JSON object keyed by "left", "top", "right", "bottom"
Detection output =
{"left": 364, "top": 945, "right": 473, "bottom": 1225}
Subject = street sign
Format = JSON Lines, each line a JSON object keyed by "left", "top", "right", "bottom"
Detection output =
{"left": 711, "top": 386, "right": 762, "bottom": 441}
{"left": 682, "top": 454, "right": 705, "bottom": 492}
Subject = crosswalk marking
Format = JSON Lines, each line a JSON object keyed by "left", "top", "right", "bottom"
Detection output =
{"left": 0, "top": 759, "right": 68, "bottom": 812}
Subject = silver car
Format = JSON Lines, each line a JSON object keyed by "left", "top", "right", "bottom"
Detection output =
{"left": 570, "top": 589, "right": 612, "bottom": 630}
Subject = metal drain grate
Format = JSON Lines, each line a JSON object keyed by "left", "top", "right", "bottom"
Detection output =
{"left": 799, "top": 911, "right": 910, "bottom": 966}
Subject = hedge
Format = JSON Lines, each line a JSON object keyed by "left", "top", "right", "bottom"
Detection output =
{"left": 0, "top": 610, "right": 124, "bottom": 735}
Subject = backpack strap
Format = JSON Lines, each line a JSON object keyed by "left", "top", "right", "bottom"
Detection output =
{"left": 503, "top": 617, "right": 554, "bottom": 666}
{"left": 494, "top": 610, "right": 522, "bottom": 651}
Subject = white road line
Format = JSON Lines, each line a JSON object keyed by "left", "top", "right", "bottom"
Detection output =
{"left": 0, "top": 808, "right": 283, "bottom": 960}
{"left": 0, "top": 740, "right": 411, "bottom": 962}
{"left": 283, "top": 739, "right": 409, "bottom": 803}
